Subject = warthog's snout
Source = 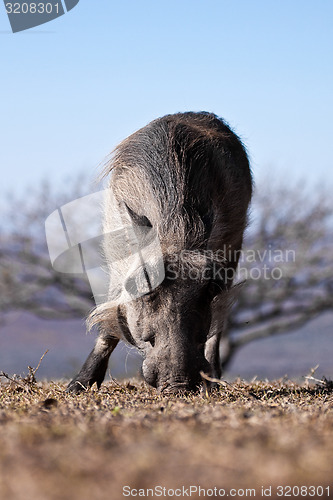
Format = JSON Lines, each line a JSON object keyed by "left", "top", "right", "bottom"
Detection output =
{"left": 142, "top": 344, "right": 211, "bottom": 393}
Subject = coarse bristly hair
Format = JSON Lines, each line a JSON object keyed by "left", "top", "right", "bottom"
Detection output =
{"left": 87, "top": 111, "right": 253, "bottom": 334}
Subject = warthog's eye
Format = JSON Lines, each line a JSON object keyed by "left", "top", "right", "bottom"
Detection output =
{"left": 142, "top": 331, "right": 155, "bottom": 347}
{"left": 125, "top": 268, "right": 153, "bottom": 298}
{"left": 140, "top": 288, "right": 159, "bottom": 302}
{"left": 125, "top": 261, "right": 164, "bottom": 300}
{"left": 124, "top": 203, "right": 152, "bottom": 228}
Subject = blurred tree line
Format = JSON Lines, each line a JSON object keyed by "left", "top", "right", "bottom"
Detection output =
{"left": 1, "top": 174, "right": 332, "bottom": 369}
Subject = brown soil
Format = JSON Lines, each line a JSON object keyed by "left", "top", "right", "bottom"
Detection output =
{"left": 0, "top": 377, "right": 332, "bottom": 500}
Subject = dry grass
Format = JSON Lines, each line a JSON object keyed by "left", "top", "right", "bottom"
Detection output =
{"left": 0, "top": 369, "right": 332, "bottom": 500}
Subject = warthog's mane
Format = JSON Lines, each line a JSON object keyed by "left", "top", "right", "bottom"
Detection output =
{"left": 100, "top": 112, "right": 252, "bottom": 251}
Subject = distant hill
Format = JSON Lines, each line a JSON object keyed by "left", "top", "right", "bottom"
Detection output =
{"left": 1, "top": 311, "right": 332, "bottom": 382}
{"left": 0, "top": 311, "right": 142, "bottom": 381}
{"left": 227, "top": 311, "right": 333, "bottom": 380}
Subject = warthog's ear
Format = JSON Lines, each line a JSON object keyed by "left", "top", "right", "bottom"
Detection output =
{"left": 124, "top": 203, "right": 152, "bottom": 228}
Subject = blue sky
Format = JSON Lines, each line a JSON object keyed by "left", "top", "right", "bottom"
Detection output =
{"left": 1, "top": 1, "right": 332, "bottom": 195}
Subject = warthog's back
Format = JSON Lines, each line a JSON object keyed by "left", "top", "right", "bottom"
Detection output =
{"left": 104, "top": 112, "right": 252, "bottom": 255}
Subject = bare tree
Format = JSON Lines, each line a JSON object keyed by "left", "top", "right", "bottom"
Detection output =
{"left": 0, "top": 175, "right": 95, "bottom": 320}
{"left": 221, "top": 179, "right": 333, "bottom": 368}
{"left": 1, "top": 175, "right": 332, "bottom": 367}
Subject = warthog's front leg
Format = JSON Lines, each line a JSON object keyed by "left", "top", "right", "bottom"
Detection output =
{"left": 66, "top": 335, "right": 119, "bottom": 394}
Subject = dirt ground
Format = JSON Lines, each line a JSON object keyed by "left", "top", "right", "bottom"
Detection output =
{"left": 0, "top": 375, "right": 332, "bottom": 500}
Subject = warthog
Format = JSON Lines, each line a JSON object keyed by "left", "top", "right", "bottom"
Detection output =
{"left": 67, "top": 112, "right": 252, "bottom": 394}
